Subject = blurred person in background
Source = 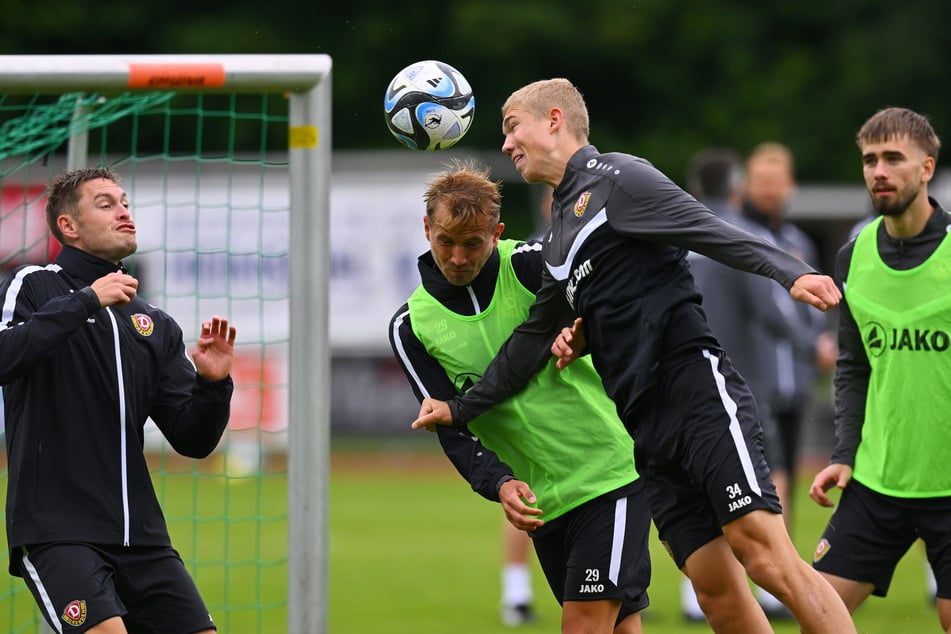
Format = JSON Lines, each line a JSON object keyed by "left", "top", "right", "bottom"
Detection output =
{"left": 683, "top": 146, "right": 804, "bottom": 622}
{"left": 390, "top": 160, "right": 650, "bottom": 633}
{"left": 740, "top": 142, "right": 837, "bottom": 532}
{"left": 0, "top": 166, "right": 236, "bottom": 634}
{"left": 500, "top": 520, "right": 536, "bottom": 626}
{"left": 527, "top": 184, "right": 554, "bottom": 241}
{"left": 809, "top": 106, "right": 951, "bottom": 632}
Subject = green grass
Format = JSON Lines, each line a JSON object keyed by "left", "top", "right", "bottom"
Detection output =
{"left": 327, "top": 444, "right": 940, "bottom": 634}
{"left": 1, "top": 440, "right": 941, "bottom": 633}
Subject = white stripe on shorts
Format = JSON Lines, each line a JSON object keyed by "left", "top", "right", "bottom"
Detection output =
{"left": 609, "top": 496, "right": 627, "bottom": 585}
{"left": 21, "top": 550, "right": 64, "bottom": 633}
{"left": 701, "top": 349, "right": 762, "bottom": 496}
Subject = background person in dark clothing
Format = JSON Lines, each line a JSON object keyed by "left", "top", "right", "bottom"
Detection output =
{"left": 684, "top": 146, "right": 802, "bottom": 621}
{"left": 740, "top": 142, "right": 838, "bottom": 531}
{"left": 0, "top": 167, "right": 236, "bottom": 634}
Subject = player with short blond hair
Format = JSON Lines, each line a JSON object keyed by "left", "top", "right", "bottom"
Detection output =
{"left": 414, "top": 78, "right": 855, "bottom": 634}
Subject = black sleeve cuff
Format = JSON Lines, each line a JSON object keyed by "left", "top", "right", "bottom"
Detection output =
{"left": 495, "top": 474, "right": 516, "bottom": 497}
{"left": 448, "top": 399, "right": 469, "bottom": 429}
{"left": 195, "top": 374, "right": 235, "bottom": 397}
{"left": 78, "top": 286, "right": 102, "bottom": 313}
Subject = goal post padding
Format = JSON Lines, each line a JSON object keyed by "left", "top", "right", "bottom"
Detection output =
{"left": 0, "top": 55, "right": 331, "bottom": 634}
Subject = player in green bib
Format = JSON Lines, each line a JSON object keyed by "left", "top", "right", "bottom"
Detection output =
{"left": 389, "top": 161, "right": 650, "bottom": 633}
{"left": 809, "top": 107, "right": 951, "bottom": 632}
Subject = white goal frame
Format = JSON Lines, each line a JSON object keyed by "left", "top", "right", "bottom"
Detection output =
{"left": 0, "top": 54, "right": 332, "bottom": 634}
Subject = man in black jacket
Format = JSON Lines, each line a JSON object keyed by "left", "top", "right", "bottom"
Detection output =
{"left": 412, "top": 78, "right": 855, "bottom": 634}
{"left": 0, "top": 166, "right": 236, "bottom": 633}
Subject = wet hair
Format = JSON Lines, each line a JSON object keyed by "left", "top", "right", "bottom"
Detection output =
{"left": 45, "top": 166, "right": 120, "bottom": 244}
{"left": 502, "top": 78, "right": 590, "bottom": 142}
{"left": 423, "top": 159, "right": 502, "bottom": 228}
{"left": 856, "top": 107, "right": 941, "bottom": 160}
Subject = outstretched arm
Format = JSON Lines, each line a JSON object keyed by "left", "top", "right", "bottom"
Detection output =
{"left": 604, "top": 163, "right": 840, "bottom": 307}
{"left": 389, "top": 305, "right": 517, "bottom": 498}
{"left": 424, "top": 275, "right": 575, "bottom": 429}
{"left": 789, "top": 274, "right": 842, "bottom": 312}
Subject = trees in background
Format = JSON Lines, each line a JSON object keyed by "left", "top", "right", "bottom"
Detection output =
{"left": 3, "top": 0, "right": 950, "bottom": 183}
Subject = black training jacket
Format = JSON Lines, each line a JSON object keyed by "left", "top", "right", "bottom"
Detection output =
{"left": 0, "top": 246, "right": 233, "bottom": 573}
{"left": 449, "top": 145, "right": 816, "bottom": 427}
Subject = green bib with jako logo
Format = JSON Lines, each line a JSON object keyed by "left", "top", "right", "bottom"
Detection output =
{"left": 846, "top": 217, "right": 951, "bottom": 496}
{"left": 409, "top": 240, "right": 636, "bottom": 521}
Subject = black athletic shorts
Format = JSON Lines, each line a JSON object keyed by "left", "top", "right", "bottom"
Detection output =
{"left": 632, "top": 347, "right": 782, "bottom": 569}
{"left": 531, "top": 480, "right": 651, "bottom": 624}
{"left": 812, "top": 479, "right": 951, "bottom": 598}
{"left": 16, "top": 542, "right": 216, "bottom": 633}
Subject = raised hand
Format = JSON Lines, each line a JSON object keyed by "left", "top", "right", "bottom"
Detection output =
{"left": 191, "top": 315, "right": 237, "bottom": 381}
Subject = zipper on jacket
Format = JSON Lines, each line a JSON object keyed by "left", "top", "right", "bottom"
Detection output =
{"left": 105, "top": 307, "right": 131, "bottom": 546}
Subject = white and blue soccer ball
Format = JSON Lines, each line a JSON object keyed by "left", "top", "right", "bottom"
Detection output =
{"left": 383, "top": 60, "right": 475, "bottom": 151}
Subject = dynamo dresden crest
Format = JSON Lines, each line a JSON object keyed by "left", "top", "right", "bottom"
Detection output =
{"left": 574, "top": 192, "right": 591, "bottom": 217}
{"left": 62, "top": 599, "right": 87, "bottom": 626}
{"left": 132, "top": 313, "right": 154, "bottom": 337}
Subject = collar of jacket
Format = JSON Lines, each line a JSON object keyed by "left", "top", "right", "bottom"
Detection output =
{"left": 55, "top": 245, "right": 126, "bottom": 284}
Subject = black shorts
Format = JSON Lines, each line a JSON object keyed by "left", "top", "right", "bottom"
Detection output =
{"left": 632, "top": 347, "right": 781, "bottom": 569}
{"left": 531, "top": 481, "right": 651, "bottom": 623}
{"left": 812, "top": 479, "right": 951, "bottom": 598}
{"left": 16, "top": 542, "right": 216, "bottom": 633}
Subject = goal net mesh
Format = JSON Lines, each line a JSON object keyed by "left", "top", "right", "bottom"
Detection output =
{"left": 0, "top": 90, "right": 290, "bottom": 633}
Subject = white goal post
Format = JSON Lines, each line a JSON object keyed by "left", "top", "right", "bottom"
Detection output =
{"left": 0, "top": 54, "right": 332, "bottom": 634}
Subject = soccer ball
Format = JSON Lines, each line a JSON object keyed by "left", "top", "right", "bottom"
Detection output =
{"left": 383, "top": 60, "right": 475, "bottom": 151}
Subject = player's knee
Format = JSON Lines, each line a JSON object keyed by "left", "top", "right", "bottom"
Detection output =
{"left": 728, "top": 537, "right": 791, "bottom": 591}
{"left": 693, "top": 586, "right": 737, "bottom": 624}
{"left": 613, "top": 611, "right": 643, "bottom": 634}
{"left": 745, "top": 555, "right": 788, "bottom": 590}
{"left": 724, "top": 511, "right": 789, "bottom": 564}
{"left": 561, "top": 600, "right": 618, "bottom": 634}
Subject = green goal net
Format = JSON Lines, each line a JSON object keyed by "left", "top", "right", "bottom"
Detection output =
{"left": 0, "top": 56, "right": 331, "bottom": 634}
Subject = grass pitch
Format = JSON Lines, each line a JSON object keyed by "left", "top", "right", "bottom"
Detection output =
{"left": 328, "top": 438, "right": 939, "bottom": 634}
{"left": 1, "top": 437, "right": 940, "bottom": 633}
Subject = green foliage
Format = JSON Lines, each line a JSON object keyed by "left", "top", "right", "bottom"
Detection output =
{"left": 3, "top": 1, "right": 951, "bottom": 184}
